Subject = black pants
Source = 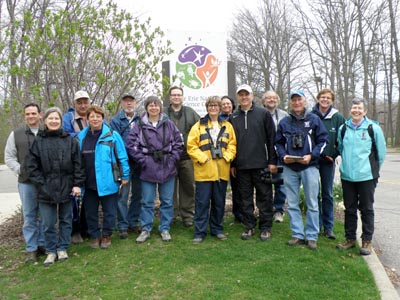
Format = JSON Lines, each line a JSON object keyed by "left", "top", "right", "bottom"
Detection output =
{"left": 341, "top": 179, "right": 377, "bottom": 241}
{"left": 71, "top": 196, "right": 88, "bottom": 237}
{"left": 237, "top": 169, "right": 273, "bottom": 231}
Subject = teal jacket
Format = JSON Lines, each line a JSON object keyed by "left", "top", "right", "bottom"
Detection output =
{"left": 337, "top": 117, "right": 386, "bottom": 182}
{"left": 78, "top": 124, "right": 130, "bottom": 196}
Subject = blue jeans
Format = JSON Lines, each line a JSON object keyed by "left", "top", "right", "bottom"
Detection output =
{"left": 318, "top": 161, "right": 335, "bottom": 232}
{"left": 283, "top": 166, "right": 320, "bottom": 241}
{"left": 39, "top": 201, "right": 72, "bottom": 253}
{"left": 84, "top": 189, "right": 118, "bottom": 239}
{"left": 18, "top": 183, "right": 45, "bottom": 252}
{"left": 117, "top": 167, "right": 142, "bottom": 230}
{"left": 141, "top": 177, "right": 175, "bottom": 233}
{"left": 273, "top": 171, "right": 286, "bottom": 214}
{"left": 193, "top": 180, "right": 227, "bottom": 239}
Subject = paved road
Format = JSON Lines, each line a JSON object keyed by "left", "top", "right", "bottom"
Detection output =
{"left": 373, "top": 152, "right": 400, "bottom": 296}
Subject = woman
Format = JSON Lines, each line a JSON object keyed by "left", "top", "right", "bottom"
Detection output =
{"left": 27, "top": 107, "right": 85, "bottom": 266}
{"left": 187, "top": 96, "right": 236, "bottom": 243}
{"left": 336, "top": 98, "right": 386, "bottom": 255}
{"left": 127, "top": 96, "right": 182, "bottom": 243}
{"left": 220, "top": 95, "right": 235, "bottom": 119}
{"left": 77, "top": 105, "right": 130, "bottom": 249}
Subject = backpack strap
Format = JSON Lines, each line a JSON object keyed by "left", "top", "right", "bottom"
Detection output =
{"left": 341, "top": 123, "right": 377, "bottom": 159}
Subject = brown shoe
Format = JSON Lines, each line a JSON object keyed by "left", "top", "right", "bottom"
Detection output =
{"left": 287, "top": 238, "right": 305, "bottom": 246}
{"left": 336, "top": 239, "right": 356, "bottom": 250}
{"left": 359, "top": 240, "right": 372, "bottom": 255}
{"left": 25, "top": 251, "right": 37, "bottom": 263}
{"left": 100, "top": 235, "right": 112, "bottom": 249}
{"left": 72, "top": 233, "right": 84, "bottom": 244}
{"left": 307, "top": 240, "right": 317, "bottom": 250}
{"left": 90, "top": 237, "right": 101, "bottom": 249}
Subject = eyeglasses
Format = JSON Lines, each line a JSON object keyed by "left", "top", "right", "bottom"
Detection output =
{"left": 170, "top": 94, "right": 183, "bottom": 97}
{"left": 207, "top": 104, "right": 219, "bottom": 108}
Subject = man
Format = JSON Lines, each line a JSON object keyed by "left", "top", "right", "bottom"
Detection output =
{"left": 275, "top": 90, "right": 329, "bottom": 250}
{"left": 230, "top": 84, "right": 277, "bottom": 241}
{"left": 164, "top": 86, "right": 200, "bottom": 227}
{"left": 263, "top": 90, "right": 288, "bottom": 223}
{"left": 336, "top": 98, "right": 386, "bottom": 255}
{"left": 110, "top": 93, "right": 142, "bottom": 239}
{"left": 62, "top": 90, "right": 91, "bottom": 243}
{"left": 311, "top": 88, "right": 345, "bottom": 240}
{"left": 4, "top": 103, "right": 45, "bottom": 262}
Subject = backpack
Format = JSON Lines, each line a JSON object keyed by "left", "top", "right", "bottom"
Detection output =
{"left": 341, "top": 123, "right": 377, "bottom": 160}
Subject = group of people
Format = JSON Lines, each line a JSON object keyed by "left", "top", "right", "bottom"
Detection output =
{"left": 4, "top": 84, "right": 386, "bottom": 266}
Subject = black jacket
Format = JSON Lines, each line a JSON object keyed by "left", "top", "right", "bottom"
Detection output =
{"left": 27, "top": 129, "right": 85, "bottom": 204}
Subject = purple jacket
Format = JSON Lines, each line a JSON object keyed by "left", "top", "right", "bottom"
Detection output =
{"left": 126, "top": 112, "right": 182, "bottom": 183}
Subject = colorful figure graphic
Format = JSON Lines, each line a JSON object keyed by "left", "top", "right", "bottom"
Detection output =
{"left": 176, "top": 45, "right": 220, "bottom": 90}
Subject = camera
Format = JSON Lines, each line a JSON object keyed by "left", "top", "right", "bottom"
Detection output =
{"left": 260, "top": 166, "right": 284, "bottom": 185}
{"left": 291, "top": 134, "right": 304, "bottom": 149}
{"left": 210, "top": 145, "right": 223, "bottom": 159}
{"left": 152, "top": 150, "right": 164, "bottom": 162}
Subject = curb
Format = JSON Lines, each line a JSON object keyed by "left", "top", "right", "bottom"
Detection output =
{"left": 357, "top": 213, "right": 400, "bottom": 299}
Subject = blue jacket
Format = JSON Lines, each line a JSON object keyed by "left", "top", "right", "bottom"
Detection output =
{"left": 275, "top": 110, "right": 329, "bottom": 171}
{"left": 77, "top": 124, "right": 130, "bottom": 196}
{"left": 109, "top": 110, "right": 140, "bottom": 144}
{"left": 338, "top": 117, "right": 386, "bottom": 182}
{"left": 62, "top": 108, "right": 78, "bottom": 137}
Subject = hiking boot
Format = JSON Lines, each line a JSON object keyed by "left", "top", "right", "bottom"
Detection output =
{"left": 136, "top": 230, "right": 151, "bottom": 244}
{"left": 119, "top": 230, "right": 128, "bottom": 239}
{"left": 161, "top": 230, "right": 172, "bottom": 242}
{"left": 307, "top": 240, "right": 317, "bottom": 250}
{"left": 215, "top": 233, "right": 227, "bottom": 241}
{"left": 287, "top": 238, "right": 305, "bottom": 246}
{"left": 25, "top": 251, "right": 37, "bottom": 263}
{"left": 274, "top": 212, "right": 284, "bottom": 223}
{"left": 43, "top": 253, "right": 57, "bottom": 266}
{"left": 128, "top": 226, "right": 142, "bottom": 234}
{"left": 57, "top": 250, "right": 68, "bottom": 261}
{"left": 192, "top": 237, "right": 204, "bottom": 244}
{"left": 260, "top": 230, "right": 271, "bottom": 241}
{"left": 336, "top": 239, "right": 356, "bottom": 250}
{"left": 90, "top": 237, "right": 101, "bottom": 249}
{"left": 100, "top": 235, "right": 112, "bottom": 249}
{"left": 241, "top": 228, "right": 255, "bottom": 240}
{"left": 359, "top": 240, "right": 372, "bottom": 256}
{"left": 183, "top": 221, "right": 193, "bottom": 227}
{"left": 323, "top": 230, "right": 336, "bottom": 240}
{"left": 71, "top": 233, "right": 84, "bottom": 244}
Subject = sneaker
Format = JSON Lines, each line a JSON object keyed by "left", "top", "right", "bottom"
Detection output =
{"left": 288, "top": 237, "right": 305, "bottom": 246}
{"left": 161, "top": 230, "right": 172, "bottom": 242}
{"left": 90, "top": 237, "right": 101, "bottom": 249}
{"left": 57, "top": 250, "right": 68, "bottom": 261}
{"left": 323, "top": 230, "right": 336, "bottom": 240}
{"left": 71, "top": 233, "right": 84, "bottom": 244}
{"left": 359, "top": 240, "right": 372, "bottom": 256}
{"left": 260, "top": 230, "right": 271, "bottom": 241}
{"left": 241, "top": 228, "right": 255, "bottom": 240}
{"left": 136, "top": 230, "right": 151, "bottom": 244}
{"left": 127, "top": 226, "right": 142, "bottom": 234}
{"left": 25, "top": 251, "right": 37, "bottom": 263}
{"left": 43, "top": 253, "right": 57, "bottom": 266}
{"left": 100, "top": 235, "right": 112, "bottom": 249}
{"left": 215, "top": 233, "right": 227, "bottom": 241}
{"left": 336, "top": 239, "right": 356, "bottom": 250}
{"left": 119, "top": 230, "right": 128, "bottom": 239}
{"left": 308, "top": 240, "right": 317, "bottom": 250}
{"left": 192, "top": 237, "right": 204, "bottom": 244}
{"left": 274, "top": 212, "right": 284, "bottom": 223}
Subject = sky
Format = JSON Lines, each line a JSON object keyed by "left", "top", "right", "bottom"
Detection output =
{"left": 115, "top": 0, "right": 260, "bottom": 33}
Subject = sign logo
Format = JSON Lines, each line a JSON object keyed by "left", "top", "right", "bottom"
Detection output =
{"left": 176, "top": 45, "right": 220, "bottom": 90}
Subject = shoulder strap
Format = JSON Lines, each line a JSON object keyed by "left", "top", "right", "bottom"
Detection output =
{"left": 341, "top": 124, "right": 347, "bottom": 140}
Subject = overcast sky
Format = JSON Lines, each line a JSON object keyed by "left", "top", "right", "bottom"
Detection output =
{"left": 115, "top": 0, "right": 260, "bottom": 32}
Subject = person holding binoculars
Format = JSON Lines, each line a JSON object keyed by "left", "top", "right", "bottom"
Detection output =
{"left": 187, "top": 96, "right": 237, "bottom": 243}
{"left": 275, "top": 90, "right": 329, "bottom": 250}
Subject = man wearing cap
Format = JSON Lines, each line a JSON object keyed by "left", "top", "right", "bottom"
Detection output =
{"left": 110, "top": 94, "right": 142, "bottom": 238}
{"left": 62, "top": 90, "right": 91, "bottom": 244}
{"left": 230, "top": 84, "right": 278, "bottom": 241}
{"left": 275, "top": 90, "right": 329, "bottom": 250}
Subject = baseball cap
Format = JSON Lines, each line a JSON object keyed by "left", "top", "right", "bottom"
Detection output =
{"left": 289, "top": 90, "right": 305, "bottom": 99}
{"left": 236, "top": 84, "right": 253, "bottom": 94}
{"left": 74, "top": 90, "right": 90, "bottom": 101}
{"left": 121, "top": 93, "right": 136, "bottom": 100}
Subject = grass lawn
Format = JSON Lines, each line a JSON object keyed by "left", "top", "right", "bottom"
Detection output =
{"left": 0, "top": 215, "right": 379, "bottom": 300}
